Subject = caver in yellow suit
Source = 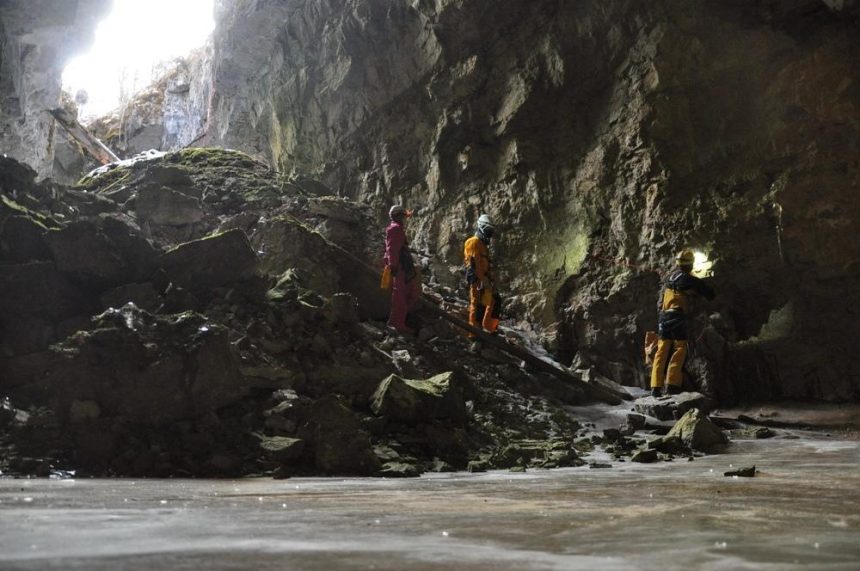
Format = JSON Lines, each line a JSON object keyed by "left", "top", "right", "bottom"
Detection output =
{"left": 650, "top": 249, "right": 715, "bottom": 397}
{"left": 463, "top": 214, "right": 499, "bottom": 335}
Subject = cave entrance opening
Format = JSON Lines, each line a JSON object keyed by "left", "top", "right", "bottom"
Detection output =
{"left": 61, "top": 0, "right": 214, "bottom": 122}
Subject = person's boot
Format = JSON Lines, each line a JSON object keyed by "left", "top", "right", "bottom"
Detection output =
{"left": 666, "top": 384, "right": 681, "bottom": 396}
{"left": 651, "top": 387, "right": 662, "bottom": 398}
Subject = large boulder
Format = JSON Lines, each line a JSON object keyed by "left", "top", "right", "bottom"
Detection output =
{"left": 370, "top": 371, "right": 466, "bottom": 425}
{"left": 159, "top": 229, "right": 258, "bottom": 290}
{"left": 634, "top": 392, "right": 717, "bottom": 421}
{"left": 666, "top": 408, "right": 728, "bottom": 452}
{"left": 0, "top": 261, "right": 91, "bottom": 355}
{"left": 136, "top": 185, "right": 203, "bottom": 226}
{"left": 258, "top": 436, "right": 305, "bottom": 463}
{"left": 43, "top": 216, "right": 158, "bottom": 285}
{"left": 252, "top": 216, "right": 388, "bottom": 320}
{"left": 299, "top": 395, "right": 381, "bottom": 475}
{"left": 29, "top": 305, "right": 247, "bottom": 427}
{"left": 44, "top": 221, "right": 127, "bottom": 284}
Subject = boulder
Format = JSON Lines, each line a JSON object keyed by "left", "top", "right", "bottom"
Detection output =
{"left": 724, "top": 466, "right": 756, "bottom": 477}
{"left": 666, "top": 408, "right": 728, "bottom": 452}
{"left": 44, "top": 217, "right": 158, "bottom": 285}
{"left": 258, "top": 436, "right": 305, "bottom": 463}
{"left": 0, "top": 261, "right": 87, "bottom": 320}
{"left": 634, "top": 391, "right": 717, "bottom": 421}
{"left": 300, "top": 395, "right": 381, "bottom": 475}
{"left": 631, "top": 448, "right": 659, "bottom": 463}
{"left": 646, "top": 435, "right": 688, "bottom": 455}
{"left": 159, "top": 229, "right": 258, "bottom": 290}
{"left": 136, "top": 185, "right": 203, "bottom": 226}
{"left": 44, "top": 305, "right": 247, "bottom": 427}
{"left": 44, "top": 221, "right": 127, "bottom": 283}
{"left": 252, "top": 216, "right": 388, "bottom": 320}
{"left": 370, "top": 371, "right": 466, "bottom": 425}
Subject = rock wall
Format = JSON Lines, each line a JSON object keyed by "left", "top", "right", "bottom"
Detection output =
{"left": 203, "top": 0, "right": 860, "bottom": 402}
{"left": 88, "top": 47, "right": 213, "bottom": 159}
{"left": 0, "top": 0, "right": 108, "bottom": 178}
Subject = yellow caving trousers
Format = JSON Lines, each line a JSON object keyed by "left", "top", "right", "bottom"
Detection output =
{"left": 469, "top": 285, "right": 499, "bottom": 335}
{"left": 650, "top": 339, "right": 688, "bottom": 388}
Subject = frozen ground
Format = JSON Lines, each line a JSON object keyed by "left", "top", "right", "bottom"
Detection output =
{"left": 1, "top": 434, "right": 859, "bottom": 570}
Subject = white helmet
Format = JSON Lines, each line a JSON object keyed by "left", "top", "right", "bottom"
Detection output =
{"left": 389, "top": 204, "right": 407, "bottom": 221}
{"left": 477, "top": 214, "right": 495, "bottom": 238}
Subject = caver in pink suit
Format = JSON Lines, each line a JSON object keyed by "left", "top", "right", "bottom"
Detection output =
{"left": 384, "top": 214, "right": 419, "bottom": 333}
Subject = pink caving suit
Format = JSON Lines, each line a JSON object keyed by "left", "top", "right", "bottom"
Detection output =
{"left": 384, "top": 220, "right": 419, "bottom": 330}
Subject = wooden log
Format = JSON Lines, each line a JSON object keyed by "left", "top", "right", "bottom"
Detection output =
{"left": 49, "top": 108, "right": 120, "bottom": 165}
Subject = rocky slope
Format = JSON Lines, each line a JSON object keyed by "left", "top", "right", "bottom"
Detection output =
{"left": 3, "top": 149, "right": 627, "bottom": 478}
{"left": 200, "top": 0, "right": 860, "bottom": 402}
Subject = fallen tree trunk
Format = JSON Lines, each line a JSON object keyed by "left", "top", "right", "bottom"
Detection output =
{"left": 49, "top": 108, "right": 120, "bottom": 165}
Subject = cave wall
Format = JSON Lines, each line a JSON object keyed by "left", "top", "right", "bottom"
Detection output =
{"left": 203, "top": 0, "right": 859, "bottom": 402}
{"left": 88, "top": 46, "right": 213, "bottom": 160}
{"left": 0, "top": 0, "right": 109, "bottom": 178}
{"left": 2, "top": 0, "right": 857, "bottom": 402}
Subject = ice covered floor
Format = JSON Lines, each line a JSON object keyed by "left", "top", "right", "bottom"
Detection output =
{"left": 1, "top": 436, "right": 859, "bottom": 570}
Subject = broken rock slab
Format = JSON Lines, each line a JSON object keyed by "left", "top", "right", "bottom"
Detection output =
{"left": 159, "top": 228, "right": 258, "bottom": 290}
{"left": 634, "top": 391, "right": 717, "bottom": 421}
{"left": 136, "top": 185, "right": 203, "bottom": 226}
{"left": 666, "top": 408, "right": 728, "bottom": 452}
{"left": 370, "top": 371, "right": 466, "bottom": 425}
{"left": 258, "top": 436, "right": 305, "bottom": 463}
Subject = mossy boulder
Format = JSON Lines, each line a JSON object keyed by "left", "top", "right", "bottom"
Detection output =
{"left": 370, "top": 371, "right": 466, "bottom": 425}
{"left": 666, "top": 408, "right": 728, "bottom": 452}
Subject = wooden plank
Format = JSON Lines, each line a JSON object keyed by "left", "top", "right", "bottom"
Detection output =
{"left": 49, "top": 108, "right": 120, "bottom": 165}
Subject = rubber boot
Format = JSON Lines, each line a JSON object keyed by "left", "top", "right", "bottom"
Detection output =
{"left": 666, "top": 384, "right": 682, "bottom": 396}
{"left": 651, "top": 387, "right": 662, "bottom": 398}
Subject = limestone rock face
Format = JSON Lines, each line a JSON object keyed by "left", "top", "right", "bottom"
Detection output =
{"left": 0, "top": 0, "right": 109, "bottom": 178}
{"left": 201, "top": 0, "right": 860, "bottom": 402}
{"left": 88, "top": 47, "right": 213, "bottom": 159}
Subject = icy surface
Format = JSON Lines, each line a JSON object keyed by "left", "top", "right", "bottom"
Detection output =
{"left": 1, "top": 437, "right": 859, "bottom": 570}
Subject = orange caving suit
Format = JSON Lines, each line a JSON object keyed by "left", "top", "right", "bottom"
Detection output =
{"left": 650, "top": 269, "right": 715, "bottom": 389}
{"left": 463, "top": 235, "right": 498, "bottom": 333}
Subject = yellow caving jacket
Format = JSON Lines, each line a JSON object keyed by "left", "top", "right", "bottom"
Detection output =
{"left": 464, "top": 235, "right": 491, "bottom": 284}
{"left": 658, "top": 270, "right": 715, "bottom": 314}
